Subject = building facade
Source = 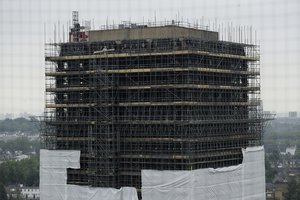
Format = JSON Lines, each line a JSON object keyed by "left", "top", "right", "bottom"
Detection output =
{"left": 43, "top": 16, "right": 262, "bottom": 195}
{"left": 21, "top": 187, "right": 40, "bottom": 200}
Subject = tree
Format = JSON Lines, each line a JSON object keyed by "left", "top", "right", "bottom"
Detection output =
{"left": 0, "top": 156, "right": 39, "bottom": 186}
{"left": 265, "top": 157, "right": 276, "bottom": 183}
{"left": 0, "top": 182, "right": 8, "bottom": 200}
{"left": 0, "top": 117, "right": 39, "bottom": 134}
{"left": 269, "top": 149, "right": 280, "bottom": 162}
{"left": 0, "top": 137, "right": 40, "bottom": 154}
{"left": 285, "top": 178, "right": 299, "bottom": 200}
{"left": 297, "top": 185, "right": 300, "bottom": 200}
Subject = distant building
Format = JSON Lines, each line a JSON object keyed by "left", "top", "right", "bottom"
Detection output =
{"left": 264, "top": 111, "right": 271, "bottom": 115}
{"left": 289, "top": 112, "right": 297, "bottom": 118}
{"left": 15, "top": 154, "right": 29, "bottom": 161}
{"left": 21, "top": 187, "right": 40, "bottom": 200}
{"left": 280, "top": 145, "right": 297, "bottom": 156}
{"left": 274, "top": 182, "right": 288, "bottom": 200}
{"left": 266, "top": 190, "right": 275, "bottom": 200}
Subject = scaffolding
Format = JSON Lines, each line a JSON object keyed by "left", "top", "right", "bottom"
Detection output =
{"left": 43, "top": 24, "right": 263, "bottom": 198}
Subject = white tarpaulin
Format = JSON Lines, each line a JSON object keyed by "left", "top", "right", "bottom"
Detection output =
{"left": 40, "top": 149, "right": 138, "bottom": 200}
{"left": 40, "top": 146, "right": 265, "bottom": 200}
{"left": 142, "top": 146, "right": 266, "bottom": 200}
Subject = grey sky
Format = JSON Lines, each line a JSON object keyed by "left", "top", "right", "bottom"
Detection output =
{"left": 0, "top": 0, "right": 299, "bottom": 115}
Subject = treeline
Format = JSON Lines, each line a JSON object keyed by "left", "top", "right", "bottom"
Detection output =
{"left": 0, "top": 118, "right": 39, "bottom": 134}
{"left": 264, "top": 123, "right": 300, "bottom": 154}
{"left": 285, "top": 178, "right": 300, "bottom": 200}
{"left": 265, "top": 157, "right": 276, "bottom": 183}
{"left": 265, "top": 130, "right": 300, "bottom": 144}
{"left": 0, "top": 137, "right": 40, "bottom": 154}
{"left": 0, "top": 156, "right": 39, "bottom": 186}
{"left": 264, "top": 130, "right": 300, "bottom": 156}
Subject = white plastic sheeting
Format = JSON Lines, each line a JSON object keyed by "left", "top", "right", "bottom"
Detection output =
{"left": 142, "top": 146, "right": 266, "bottom": 200}
{"left": 40, "top": 149, "right": 138, "bottom": 200}
{"left": 40, "top": 147, "right": 265, "bottom": 200}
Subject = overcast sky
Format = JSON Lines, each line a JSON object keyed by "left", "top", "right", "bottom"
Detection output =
{"left": 0, "top": 0, "right": 299, "bottom": 116}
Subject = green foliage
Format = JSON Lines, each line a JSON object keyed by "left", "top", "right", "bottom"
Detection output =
{"left": 0, "top": 137, "right": 40, "bottom": 154}
{"left": 0, "top": 118, "right": 39, "bottom": 134}
{"left": 265, "top": 157, "right": 276, "bottom": 183}
{"left": 265, "top": 131, "right": 300, "bottom": 146}
{"left": 8, "top": 187, "right": 24, "bottom": 200}
{"left": 0, "top": 156, "right": 39, "bottom": 186}
{"left": 269, "top": 150, "right": 280, "bottom": 161}
{"left": 285, "top": 178, "right": 300, "bottom": 200}
{"left": 0, "top": 182, "right": 8, "bottom": 200}
{"left": 295, "top": 148, "right": 300, "bottom": 159}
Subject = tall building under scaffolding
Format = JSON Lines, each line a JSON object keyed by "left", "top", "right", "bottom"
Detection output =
{"left": 43, "top": 12, "right": 263, "bottom": 198}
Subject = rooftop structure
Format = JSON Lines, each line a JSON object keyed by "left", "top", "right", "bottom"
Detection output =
{"left": 43, "top": 12, "right": 263, "bottom": 199}
{"left": 289, "top": 111, "right": 297, "bottom": 118}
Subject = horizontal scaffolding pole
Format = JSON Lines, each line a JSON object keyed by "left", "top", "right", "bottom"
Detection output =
{"left": 45, "top": 66, "right": 260, "bottom": 76}
{"left": 45, "top": 50, "right": 259, "bottom": 61}
{"left": 46, "top": 101, "right": 259, "bottom": 108}
{"left": 117, "top": 84, "right": 259, "bottom": 91}
{"left": 46, "top": 86, "right": 94, "bottom": 92}
{"left": 119, "top": 150, "right": 240, "bottom": 159}
{"left": 122, "top": 135, "right": 258, "bottom": 143}
{"left": 45, "top": 119, "right": 262, "bottom": 125}
{"left": 46, "top": 84, "right": 260, "bottom": 92}
{"left": 54, "top": 134, "right": 257, "bottom": 143}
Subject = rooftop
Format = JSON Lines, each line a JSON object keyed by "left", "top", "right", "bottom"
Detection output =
{"left": 88, "top": 21, "right": 219, "bottom": 42}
